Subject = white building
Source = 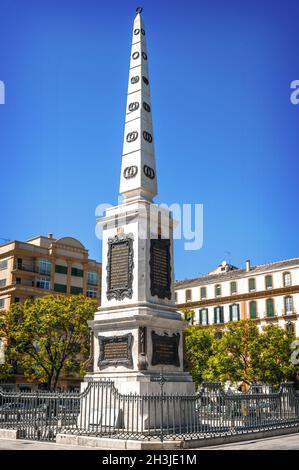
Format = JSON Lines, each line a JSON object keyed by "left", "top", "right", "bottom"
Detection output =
{"left": 175, "top": 258, "right": 299, "bottom": 336}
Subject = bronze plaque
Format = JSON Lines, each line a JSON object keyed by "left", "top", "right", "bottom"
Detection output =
{"left": 150, "top": 239, "right": 171, "bottom": 299}
{"left": 106, "top": 234, "right": 134, "bottom": 301}
{"left": 151, "top": 331, "right": 180, "bottom": 367}
{"left": 98, "top": 334, "right": 133, "bottom": 369}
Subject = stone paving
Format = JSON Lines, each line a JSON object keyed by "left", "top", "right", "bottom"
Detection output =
{"left": 0, "top": 433, "right": 298, "bottom": 450}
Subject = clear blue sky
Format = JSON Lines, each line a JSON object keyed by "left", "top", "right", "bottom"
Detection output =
{"left": 0, "top": 0, "right": 298, "bottom": 280}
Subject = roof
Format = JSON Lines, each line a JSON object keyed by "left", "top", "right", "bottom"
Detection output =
{"left": 175, "top": 257, "right": 299, "bottom": 289}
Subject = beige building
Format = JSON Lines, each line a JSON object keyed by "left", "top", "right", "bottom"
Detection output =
{"left": 175, "top": 258, "right": 299, "bottom": 337}
{"left": 0, "top": 234, "right": 101, "bottom": 391}
{"left": 0, "top": 234, "right": 101, "bottom": 309}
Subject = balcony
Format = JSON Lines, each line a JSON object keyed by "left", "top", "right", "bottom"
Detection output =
{"left": 14, "top": 263, "right": 39, "bottom": 274}
{"left": 14, "top": 279, "right": 51, "bottom": 290}
{"left": 263, "top": 312, "right": 278, "bottom": 320}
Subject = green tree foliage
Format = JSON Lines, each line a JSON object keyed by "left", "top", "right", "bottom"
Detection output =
{"left": 0, "top": 295, "right": 96, "bottom": 390}
{"left": 185, "top": 320, "right": 298, "bottom": 388}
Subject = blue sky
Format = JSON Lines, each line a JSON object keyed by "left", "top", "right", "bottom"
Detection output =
{"left": 0, "top": 0, "right": 298, "bottom": 280}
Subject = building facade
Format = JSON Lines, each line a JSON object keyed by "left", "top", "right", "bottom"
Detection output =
{"left": 0, "top": 234, "right": 101, "bottom": 309}
{"left": 175, "top": 258, "right": 299, "bottom": 337}
{"left": 0, "top": 234, "right": 101, "bottom": 391}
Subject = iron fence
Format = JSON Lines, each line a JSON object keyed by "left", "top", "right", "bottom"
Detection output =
{"left": 0, "top": 379, "right": 298, "bottom": 442}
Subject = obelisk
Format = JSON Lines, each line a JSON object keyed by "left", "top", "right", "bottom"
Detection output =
{"left": 86, "top": 7, "right": 194, "bottom": 397}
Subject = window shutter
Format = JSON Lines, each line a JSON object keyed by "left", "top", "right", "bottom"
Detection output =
{"left": 229, "top": 305, "right": 232, "bottom": 322}
{"left": 214, "top": 307, "right": 217, "bottom": 324}
{"left": 199, "top": 309, "right": 202, "bottom": 324}
{"left": 220, "top": 307, "right": 224, "bottom": 323}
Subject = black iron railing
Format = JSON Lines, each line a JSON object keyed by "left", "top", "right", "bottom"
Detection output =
{"left": 0, "top": 379, "right": 298, "bottom": 442}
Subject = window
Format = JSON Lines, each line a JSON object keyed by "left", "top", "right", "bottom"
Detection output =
{"left": 0, "top": 299, "right": 4, "bottom": 309}
{"left": 199, "top": 308, "right": 209, "bottom": 326}
{"left": 249, "top": 301, "right": 257, "bottom": 319}
{"left": 175, "top": 292, "right": 178, "bottom": 303}
{"left": 55, "top": 265, "right": 68, "bottom": 275}
{"left": 266, "top": 298, "right": 275, "bottom": 317}
{"left": 16, "top": 277, "right": 21, "bottom": 284}
{"left": 14, "top": 297, "right": 20, "bottom": 303}
{"left": 229, "top": 304, "right": 240, "bottom": 322}
{"left": 284, "top": 296, "right": 294, "bottom": 315}
{"left": 70, "top": 286, "right": 83, "bottom": 295}
{"left": 230, "top": 282, "right": 237, "bottom": 295}
{"left": 249, "top": 278, "right": 256, "bottom": 292}
{"left": 36, "top": 277, "right": 50, "bottom": 290}
{"left": 38, "top": 259, "right": 51, "bottom": 275}
{"left": 215, "top": 285, "right": 221, "bottom": 297}
{"left": 286, "top": 323, "right": 295, "bottom": 334}
{"left": 283, "top": 272, "right": 291, "bottom": 287}
{"left": 71, "top": 267, "right": 83, "bottom": 277}
{"left": 200, "top": 287, "right": 207, "bottom": 300}
{"left": 214, "top": 306, "right": 224, "bottom": 324}
{"left": 87, "top": 271, "right": 98, "bottom": 285}
{"left": 0, "top": 279, "right": 6, "bottom": 288}
{"left": 185, "top": 289, "right": 192, "bottom": 302}
{"left": 265, "top": 275, "right": 273, "bottom": 290}
{"left": 54, "top": 283, "right": 67, "bottom": 293}
{"left": 0, "top": 259, "right": 8, "bottom": 271}
{"left": 86, "top": 287, "right": 97, "bottom": 299}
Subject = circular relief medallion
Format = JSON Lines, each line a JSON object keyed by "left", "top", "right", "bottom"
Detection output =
{"left": 131, "top": 76, "right": 140, "bottom": 84}
{"left": 126, "top": 131, "right": 138, "bottom": 143}
{"left": 143, "top": 131, "right": 152, "bottom": 143}
{"left": 143, "top": 102, "right": 151, "bottom": 112}
{"left": 142, "top": 52, "right": 147, "bottom": 60}
{"left": 143, "top": 165, "right": 155, "bottom": 179}
{"left": 142, "top": 76, "right": 149, "bottom": 85}
{"left": 128, "top": 102, "right": 139, "bottom": 112}
{"left": 132, "top": 52, "right": 140, "bottom": 60}
{"left": 124, "top": 165, "right": 138, "bottom": 179}
{"left": 134, "top": 28, "right": 140, "bottom": 35}
{"left": 141, "top": 29, "right": 145, "bottom": 36}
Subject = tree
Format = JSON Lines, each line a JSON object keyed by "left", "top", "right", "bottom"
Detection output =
{"left": 0, "top": 295, "right": 96, "bottom": 390}
{"left": 181, "top": 308, "right": 195, "bottom": 325}
{"left": 185, "top": 320, "right": 298, "bottom": 388}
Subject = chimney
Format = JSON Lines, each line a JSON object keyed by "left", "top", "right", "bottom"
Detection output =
{"left": 246, "top": 259, "right": 251, "bottom": 272}
{"left": 48, "top": 233, "right": 53, "bottom": 239}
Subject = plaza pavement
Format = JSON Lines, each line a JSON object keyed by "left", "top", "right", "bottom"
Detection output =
{"left": 0, "top": 433, "right": 298, "bottom": 450}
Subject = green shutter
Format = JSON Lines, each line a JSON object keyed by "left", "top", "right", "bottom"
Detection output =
{"left": 266, "top": 275, "right": 272, "bottom": 289}
{"left": 266, "top": 299, "right": 274, "bottom": 317}
{"left": 71, "top": 268, "right": 84, "bottom": 277}
{"left": 54, "top": 283, "right": 67, "bottom": 293}
{"left": 55, "top": 265, "right": 68, "bottom": 274}
{"left": 220, "top": 307, "right": 224, "bottom": 323}
{"left": 70, "top": 286, "right": 83, "bottom": 295}
{"left": 214, "top": 308, "right": 217, "bottom": 323}
{"left": 250, "top": 302, "right": 256, "bottom": 319}
{"left": 229, "top": 305, "right": 232, "bottom": 322}
{"left": 249, "top": 278, "right": 255, "bottom": 291}
{"left": 200, "top": 287, "right": 206, "bottom": 299}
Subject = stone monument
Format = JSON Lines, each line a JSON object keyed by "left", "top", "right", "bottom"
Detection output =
{"left": 85, "top": 7, "right": 194, "bottom": 397}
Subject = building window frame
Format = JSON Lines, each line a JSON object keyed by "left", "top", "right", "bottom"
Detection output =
{"left": 86, "top": 287, "right": 97, "bottom": 299}
{"left": 200, "top": 286, "right": 207, "bottom": 300}
{"left": 284, "top": 295, "right": 294, "bottom": 315}
{"left": 214, "top": 306, "right": 224, "bottom": 324}
{"left": 185, "top": 289, "right": 192, "bottom": 303}
{"left": 0, "top": 298, "right": 5, "bottom": 309}
{"left": 0, "top": 259, "right": 8, "bottom": 271}
{"left": 286, "top": 322, "right": 295, "bottom": 334}
{"left": 249, "top": 300, "right": 257, "bottom": 319}
{"left": 55, "top": 264, "right": 68, "bottom": 275}
{"left": 215, "top": 284, "right": 221, "bottom": 298}
{"left": 199, "top": 308, "right": 209, "bottom": 326}
{"left": 248, "top": 278, "right": 256, "bottom": 292}
{"left": 229, "top": 303, "right": 240, "bottom": 322}
{"left": 0, "top": 279, "right": 6, "bottom": 288}
{"left": 87, "top": 271, "right": 98, "bottom": 285}
{"left": 230, "top": 281, "right": 237, "bottom": 295}
{"left": 265, "top": 274, "right": 273, "bottom": 290}
{"left": 54, "top": 283, "right": 67, "bottom": 293}
{"left": 71, "top": 267, "right": 84, "bottom": 278}
{"left": 283, "top": 272, "right": 291, "bottom": 288}
{"left": 36, "top": 277, "right": 51, "bottom": 290}
{"left": 70, "top": 286, "right": 83, "bottom": 295}
{"left": 266, "top": 298, "right": 275, "bottom": 318}
{"left": 38, "top": 259, "right": 52, "bottom": 276}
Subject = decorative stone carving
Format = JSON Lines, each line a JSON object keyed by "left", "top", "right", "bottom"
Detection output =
{"left": 98, "top": 333, "right": 134, "bottom": 369}
{"left": 151, "top": 331, "right": 180, "bottom": 367}
{"left": 150, "top": 238, "right": 171, "bottom": 299}
{"left": 106, "top": 233, "right": 134, "bottom": 301}
{"left": 138, "top": 326, "right": 148, "bottom": 370}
